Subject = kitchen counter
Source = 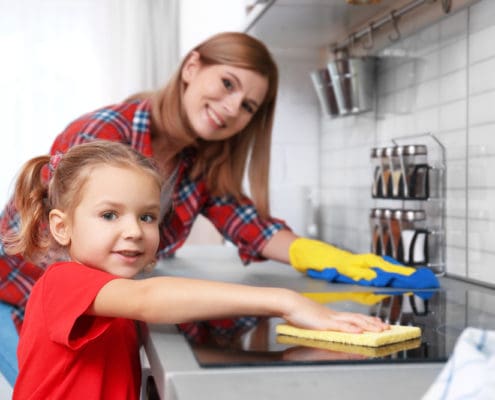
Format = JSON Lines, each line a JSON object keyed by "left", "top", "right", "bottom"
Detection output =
{"left": 141, "top": 245, "right": 493, "bottom": 400}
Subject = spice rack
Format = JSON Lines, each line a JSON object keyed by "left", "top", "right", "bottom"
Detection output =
{"left": 369, "top": 133, "right": 445, "bottom": 276}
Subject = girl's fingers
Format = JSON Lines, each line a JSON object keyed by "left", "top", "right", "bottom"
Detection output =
{"left": 332, "top": 312, "right": 390, "bottom": 332}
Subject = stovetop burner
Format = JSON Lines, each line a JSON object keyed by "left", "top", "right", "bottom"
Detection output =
{"left": 184, "top": 287, "right": 495, "bottom": 368}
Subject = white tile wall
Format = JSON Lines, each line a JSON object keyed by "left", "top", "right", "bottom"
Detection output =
{"left": 469, "top": 25, "right": 495, "bottom": 63}
{"left": 268, "top": 49, "right": 321, "bottom": 236}
{"left": 317, "top": 0, "right": 495, "bottom": 285}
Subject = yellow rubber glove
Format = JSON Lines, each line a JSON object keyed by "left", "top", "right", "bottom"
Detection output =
{"left": 289, "top": 238, "right": 416, "bottom": 281}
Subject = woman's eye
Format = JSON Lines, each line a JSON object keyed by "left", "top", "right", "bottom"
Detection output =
{"left": 141, "top": 214, "right": 157, "bottom": 223}
{"left": 102, "top": 211, "right": 117, "bottom": 221}
{"left": 222, "top": 78, "right": 233, "bottom": 91}
{"left": 242, "top": 101, "right": 254, "bottom": 114}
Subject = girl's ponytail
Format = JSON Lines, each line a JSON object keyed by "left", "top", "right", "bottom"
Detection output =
{"left": 4, "top": 156, "right": 52, "bottom": 260}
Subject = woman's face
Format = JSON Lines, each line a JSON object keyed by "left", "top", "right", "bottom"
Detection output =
{"left": 181, "top": 52, "right": 269, "bottom": 141}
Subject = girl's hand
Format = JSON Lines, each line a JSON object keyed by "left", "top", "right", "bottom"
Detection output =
{"left": 281, "top": 290, "right": 389, "bottom": 334}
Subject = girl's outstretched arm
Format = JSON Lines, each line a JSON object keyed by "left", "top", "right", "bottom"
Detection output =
{"left": 88, "top": 277, "right": 387, "bottom": 333}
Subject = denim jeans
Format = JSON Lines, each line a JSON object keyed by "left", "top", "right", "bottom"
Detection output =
{"left": 0, "top": 301, "right": 19, "bottom": 387}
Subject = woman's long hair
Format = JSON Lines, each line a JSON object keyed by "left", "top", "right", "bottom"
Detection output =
{"left": 145, "top": 32, "right": 278, "bottom": 218}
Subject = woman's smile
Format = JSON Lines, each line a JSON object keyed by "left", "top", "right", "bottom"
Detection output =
{"left": 205, "top": 105, "right": 226, "bottom": 129}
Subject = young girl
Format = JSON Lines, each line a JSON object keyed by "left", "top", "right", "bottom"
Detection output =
{"left": 6, "top": 141, "right": 387, "bottom": 399}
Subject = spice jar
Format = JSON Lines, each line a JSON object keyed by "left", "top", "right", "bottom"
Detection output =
{"left": 399, "top": 210, "right": 427, "bottom": 266}
{"left": 390, "top": 210, "right": 404, "bottom": 263}
{"left": 391, "top": 146, "right": 406, "bottom": 198}
{"left": 370, "top": 208, "right": 384, "bottom": 255}
{"left": 371, "top": 147, "right": 390, "bottom": 198}
{"left": 383, "top": 209, "right": 394, "bottom": 258}
{"left": 401, "top": 145, "right": 429, "bottom": 199}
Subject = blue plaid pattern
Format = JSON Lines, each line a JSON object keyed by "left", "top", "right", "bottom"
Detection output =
{"left": 235, "top": 204, "right": 257, "bottom": 223}
{"left": 133, "top": 110, "right": 149, "bottom": 132}
{"left": 93, "top": 109, "right": 120, "bottom": 122}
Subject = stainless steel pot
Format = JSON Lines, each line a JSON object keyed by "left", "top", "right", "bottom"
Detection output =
{"left": 310, "top": 68, "right": 339, "bottom": 117}
{"left": 327, "top": 56, "right": 376, "bottom": 116}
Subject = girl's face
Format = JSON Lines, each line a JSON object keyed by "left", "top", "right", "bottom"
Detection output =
{"left": 181, "top": 52, "right": 269, "bottom": 141}
{"left": 51, "top": 165, "right": 161, "bottom": 278}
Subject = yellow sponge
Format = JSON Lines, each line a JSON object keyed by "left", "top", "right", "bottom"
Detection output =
{"left": 276, "top": 335, "right": 421, "bottom": 358}
{"left": 276, "top": 324, "right": 421, "bottom": 348}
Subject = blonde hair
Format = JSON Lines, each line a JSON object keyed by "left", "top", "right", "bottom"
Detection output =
{"left": 4, "top": 141, "right": 161, "bottom": 261}
{"left": 132, "top": 32, "right": 278, "bottom": 218}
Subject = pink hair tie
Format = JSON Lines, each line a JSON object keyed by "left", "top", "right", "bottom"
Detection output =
{"left": 48, "top": 153, "right": 63, "bottom": 180}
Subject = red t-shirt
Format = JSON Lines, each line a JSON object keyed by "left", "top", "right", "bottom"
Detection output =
{"left": 13, "top": 262, "right": 141, "bottom": 400}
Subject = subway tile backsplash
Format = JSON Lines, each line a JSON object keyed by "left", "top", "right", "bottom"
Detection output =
{"left": 318, "top": 0, "right": 495, "bottom": 285}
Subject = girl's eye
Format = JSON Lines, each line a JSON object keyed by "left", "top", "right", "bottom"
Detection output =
{"left": 222, "top": 78, "right": 233, "bottom": 91}
{"left": 242, "top": 101, "right": 254, "bottom": 114}
{"left": 141, "top": 214, "right": 157, "bottom": 223}
{"left": 102, "top": 211, "right": 117, "bottom": 221}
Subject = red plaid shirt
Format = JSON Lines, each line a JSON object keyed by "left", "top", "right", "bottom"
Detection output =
{"left": 0, "top": 99, "right": 288, "bottom": 329}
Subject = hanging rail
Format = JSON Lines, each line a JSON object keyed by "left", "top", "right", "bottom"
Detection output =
{"left": 332, "top": 0, "right": 451, "bottom": 52}
{"left": 243, "top": 0, "right": 277, "bottom": 33}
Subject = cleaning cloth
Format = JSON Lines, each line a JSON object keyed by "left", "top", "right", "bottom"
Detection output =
{"left": 307, "top": 260, "right": 439, "bottom": 289}
{"left": 276, "top": 324, "right": 421, "bottom": 347}
{"left": 277, "top": 334, "right": 421, "bottom": 358}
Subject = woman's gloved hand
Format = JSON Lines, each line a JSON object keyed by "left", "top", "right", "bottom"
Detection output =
{"left": 289, "top": 238, "right": 415, "bottom": 279}
{"left": 289, "top": 238, "right": 439, "bottom": 288}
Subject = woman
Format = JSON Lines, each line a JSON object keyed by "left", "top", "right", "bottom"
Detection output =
{"left": 0, "top": 32, "right": 414, "bottom": 386}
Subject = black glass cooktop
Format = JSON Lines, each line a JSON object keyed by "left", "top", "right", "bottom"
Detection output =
{"left": 182, "top": 286, "right": 495, "bottom": 368}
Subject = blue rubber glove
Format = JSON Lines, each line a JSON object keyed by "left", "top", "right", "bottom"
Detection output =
{"left": 290, "top": 238, "right": 439, "bottom": 289}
